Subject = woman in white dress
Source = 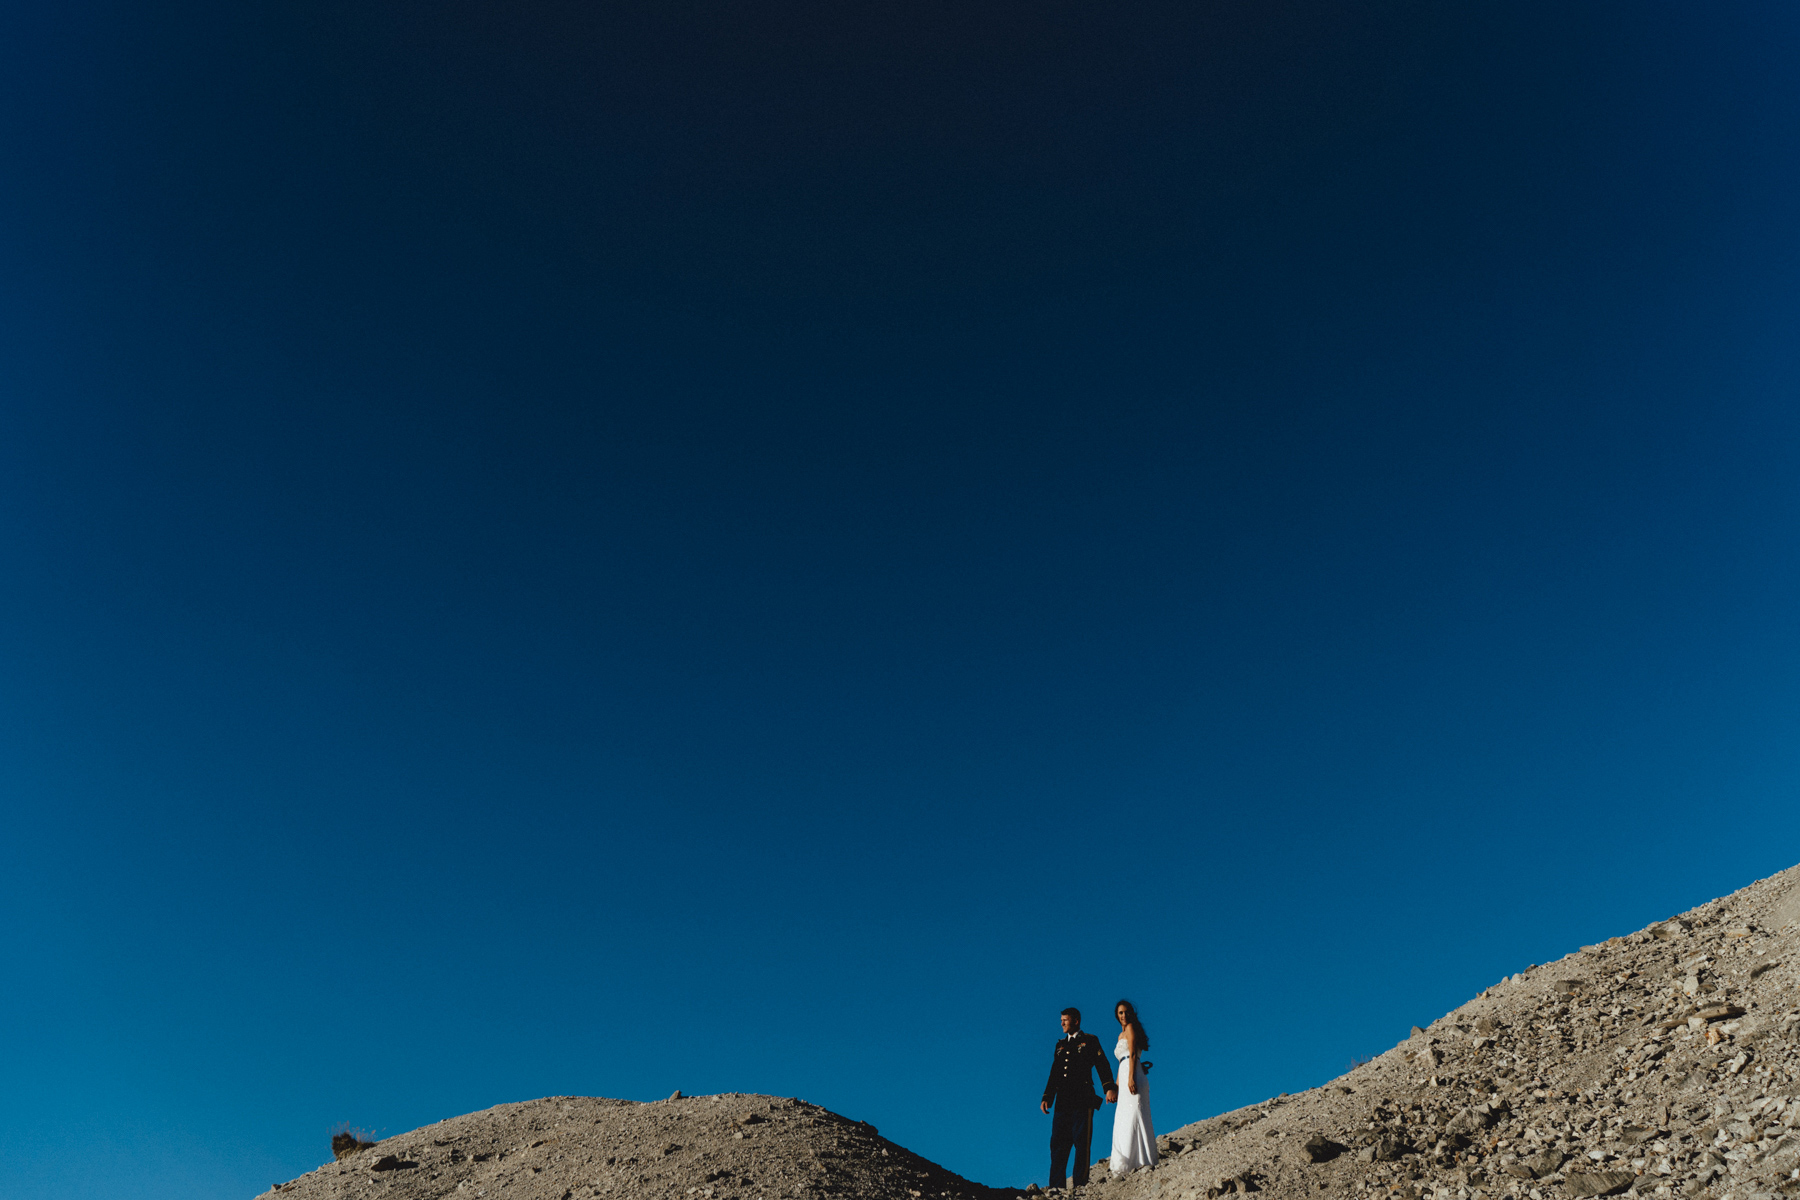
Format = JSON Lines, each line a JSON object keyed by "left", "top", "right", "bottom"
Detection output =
{"left": 1109, "top": 999, "right": 1157, "bottom": 1176}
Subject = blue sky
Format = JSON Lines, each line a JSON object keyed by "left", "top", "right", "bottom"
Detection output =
{"left": 3, "top": 2, "right": 1800, "bottom": 1197}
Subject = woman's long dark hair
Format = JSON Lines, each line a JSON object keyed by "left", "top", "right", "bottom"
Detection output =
{"left": 1115, "top": 999, "right": 1149, "bottom": 1050}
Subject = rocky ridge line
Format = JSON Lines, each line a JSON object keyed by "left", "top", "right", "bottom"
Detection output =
{"left": 261, "top": 1092, "right": 1013, "bottom": 1200}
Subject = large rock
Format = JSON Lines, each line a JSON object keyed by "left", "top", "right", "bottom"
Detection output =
{"left": 1444, "top": 1103, "right": 1504, "bottom": 1136}
{"left": 1503, "top": 1151, "right": 1567, "bottom": 1180}
{"left": 1299, "top": 1134, "right": 1343, "bottom": 1163}
{"left": 1565, "top": 1170, "right": 1637, "bottom": 1197}
{"left": 1354, "top": 1137, "right": 1406, "bottom": 1163}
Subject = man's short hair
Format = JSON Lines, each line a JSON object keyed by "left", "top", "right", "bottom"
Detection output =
{"left": 1061, "top": 1007, "right": 1081, "bottom": 1022}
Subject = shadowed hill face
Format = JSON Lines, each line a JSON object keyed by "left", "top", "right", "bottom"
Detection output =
{"left": 263, "top": 1093, "right": 1016, "bottom": 1200}
{"left": 1089, "top": 863, "right": 1800, "bottom": 1200}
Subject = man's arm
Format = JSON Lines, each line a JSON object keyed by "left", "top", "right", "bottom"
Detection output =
{"left": 1090, "top": 1038, "right": 1118, "bottom": 1101}
{"left": 1042, "top": 1047, "right": 1060, "bottom": 1113}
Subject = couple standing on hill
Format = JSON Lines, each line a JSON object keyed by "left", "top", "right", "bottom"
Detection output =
{"left": 1040, "top": 1001, "right": 1157, "bottom": 1190}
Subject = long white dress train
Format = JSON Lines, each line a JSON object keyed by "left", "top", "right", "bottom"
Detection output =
{"left": 1109, "top": 1033, "right": 1157, "bottom": 1176}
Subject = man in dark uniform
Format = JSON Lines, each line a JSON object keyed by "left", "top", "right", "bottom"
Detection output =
{"left": 1040, "top": 1006, "right": 1117, "bottom": 1189}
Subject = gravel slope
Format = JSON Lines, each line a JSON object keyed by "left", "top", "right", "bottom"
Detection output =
{"left": 1085, "top": 863, "right": 1800, "bottom": 1200}
{"left": 262, "top": 1093, "right": 1012, "bottom": 1200}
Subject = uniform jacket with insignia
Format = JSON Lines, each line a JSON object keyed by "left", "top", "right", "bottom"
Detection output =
{"left": 1043, "top": 1031, "right": 1115, "bottom": 1110}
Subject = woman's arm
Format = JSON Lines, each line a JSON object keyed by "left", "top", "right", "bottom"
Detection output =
{"left": 1125, "top": 1026, "right": 1142, "bottom": 1094}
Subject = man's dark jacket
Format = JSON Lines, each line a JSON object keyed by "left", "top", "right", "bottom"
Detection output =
{"left": 1043, "top": 1031, "right": 1113, "bottom": 1110}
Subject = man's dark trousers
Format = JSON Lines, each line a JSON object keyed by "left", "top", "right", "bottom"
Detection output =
{"left": 1048, "top": 1097, "right": 1095, "bottom": 1189}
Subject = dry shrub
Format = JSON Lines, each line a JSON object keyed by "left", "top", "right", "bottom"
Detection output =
{"left": 330, "top": 1124, "right": 379, "bottom": 1160}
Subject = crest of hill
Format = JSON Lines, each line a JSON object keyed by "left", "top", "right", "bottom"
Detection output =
{"left": 260, "top": 864, "right": 1800, "bottom": 1200}
{"left": 262, "top": 1092, "right": 1015, "bottom": 1200}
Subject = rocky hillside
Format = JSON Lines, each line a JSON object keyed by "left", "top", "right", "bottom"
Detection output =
{"left": 1089, "top": 863, "right": 1800, "bottom": 1200}
{"left": 262, "top": 1092, "right": 1013, "bottom": 1200}
{"left": 260, "top": 863, "right": 1800, "bottom": 1200}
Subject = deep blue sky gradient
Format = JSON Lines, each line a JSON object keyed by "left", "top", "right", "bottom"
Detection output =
{"left": 4, "top": 3, "right": 1800, "bottom": 1197}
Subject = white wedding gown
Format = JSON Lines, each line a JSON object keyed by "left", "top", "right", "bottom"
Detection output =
{"left": 1109, "top": 1033, "right": 1157, "bottom": 1175}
